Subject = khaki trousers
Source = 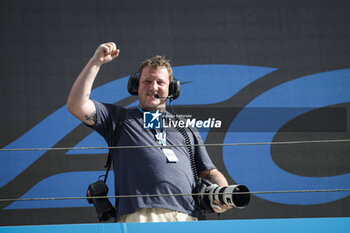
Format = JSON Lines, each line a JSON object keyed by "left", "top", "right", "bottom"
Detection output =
{"left": 117, "top": 208, "right": 198, "bottom": 223}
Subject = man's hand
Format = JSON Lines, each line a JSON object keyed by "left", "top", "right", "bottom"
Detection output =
{"left": 91, "top": 42, "right": 120, "bottom": 66}
{"left": 212, "top": 200, "right": 232, "bottom": 213}
{"left": 200, "top": 168, "right": 232, "bottom": 213}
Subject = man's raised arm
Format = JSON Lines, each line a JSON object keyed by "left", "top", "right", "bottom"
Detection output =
{"left": 66, "top": 42, "right": 120, "bottom": 125}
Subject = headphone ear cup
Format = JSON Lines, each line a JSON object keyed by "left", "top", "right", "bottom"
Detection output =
{"left": 127, "top": 72, "right": 139, "bottom": 95}
{"left": 169, "top": 78, "right": 180, "bottom": 100}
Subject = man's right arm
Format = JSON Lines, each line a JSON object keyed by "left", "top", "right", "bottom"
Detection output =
{"left": 66, "top": 42, "right": 120, "bottom": 125}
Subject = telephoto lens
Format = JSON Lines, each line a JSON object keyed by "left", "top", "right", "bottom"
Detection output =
{"left": 210, "top": 184, "right": 250, "bottom": 209}
{"left": 193, "top": 178, "right": 250, "bottom": 213}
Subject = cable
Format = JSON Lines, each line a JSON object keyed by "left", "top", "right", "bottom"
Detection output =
{"left": 1, "top": 125, "right": 349, "bottom": 205}
{"left": 1, "top": 138, "right": 350, "bottom": 152}
{"left": 1, "top": 188, "right": 350, "bottom": 203}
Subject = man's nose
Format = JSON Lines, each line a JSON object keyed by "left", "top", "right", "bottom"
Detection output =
{"left": 150, "top": 81, "right": 158, "bottom": 91}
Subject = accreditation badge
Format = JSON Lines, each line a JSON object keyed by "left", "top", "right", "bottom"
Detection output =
{"left": 162, "top": 148, "right": 178, "bottom": 163}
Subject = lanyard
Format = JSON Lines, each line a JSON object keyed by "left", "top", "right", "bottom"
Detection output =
{"left": 137, "top": 106, "right": 179, "bottom": 163}
{"left": 137, "top": 106, "right": 167, "bottom": 146}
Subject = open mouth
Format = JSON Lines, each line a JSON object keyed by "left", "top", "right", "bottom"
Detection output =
{"left": 147, "top": 93, "right": 159, "bottom": 99}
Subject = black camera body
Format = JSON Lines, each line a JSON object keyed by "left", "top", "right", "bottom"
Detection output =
{"left": 87, "top": 180, "right": 116, "bottom": 222}
{"left": 193, "top": 178, "right": 250, "bottom": 213}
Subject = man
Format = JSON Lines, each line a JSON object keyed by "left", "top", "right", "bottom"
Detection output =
{"left": 67, "top": 42, "right": 231, "bottom": 222}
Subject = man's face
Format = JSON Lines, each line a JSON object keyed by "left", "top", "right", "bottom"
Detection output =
{"left": 138, "top": 65, "right": 170, "bottom": 112}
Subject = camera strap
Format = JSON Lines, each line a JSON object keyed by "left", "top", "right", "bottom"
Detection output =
{"left": 103, "top": 107, "right": 127, "bottom": 183}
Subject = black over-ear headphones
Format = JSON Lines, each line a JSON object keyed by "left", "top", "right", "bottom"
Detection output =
{"left": 127, "top": 72, "right": 181, "bottom": 100}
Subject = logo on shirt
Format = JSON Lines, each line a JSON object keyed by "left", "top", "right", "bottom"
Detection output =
{"left": 143, "top": 110, "right": 161, "bottom": 129}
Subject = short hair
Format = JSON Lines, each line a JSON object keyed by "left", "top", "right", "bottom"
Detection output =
{"left": 138, "top": 55, "right": 173, "bottom": 82}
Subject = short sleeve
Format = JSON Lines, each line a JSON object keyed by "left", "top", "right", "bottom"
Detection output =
{"left": 88, "top": 100, "right": 124, "bottom": 146}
